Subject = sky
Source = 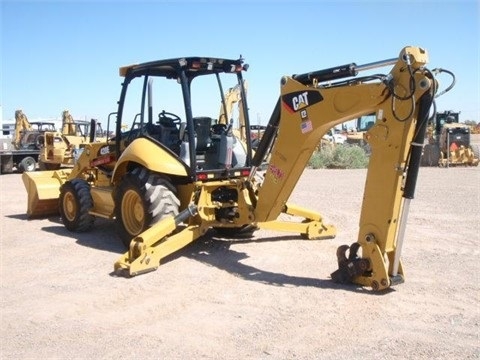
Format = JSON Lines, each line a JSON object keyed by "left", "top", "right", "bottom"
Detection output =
{"left": 1, "top": 0, "right": 479, "bottom": 127}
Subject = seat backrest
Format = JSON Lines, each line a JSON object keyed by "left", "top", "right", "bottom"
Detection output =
{"left": 193, "top": 117, "right": 213, "bottom": 152}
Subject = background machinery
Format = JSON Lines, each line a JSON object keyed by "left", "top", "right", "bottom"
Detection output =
{"left": 23, "top": 46, "right": 445, "bottom": 291}
{"left": 344, "top": 113, "right": 376, "bottom": 154}
{"left": 39, "top": 111, "right": 107, "bottom": 170}
{"left": 0, "top": 110, "right": 57, "bottom": 174}
{"left": 218, "top": 81, "right": 265, "bottom": 149}
{"left": 421, "top": 110, "right": 479, "bottom": 166}
{"left": 318, "top": 128, "right": 347, "bottom": 151}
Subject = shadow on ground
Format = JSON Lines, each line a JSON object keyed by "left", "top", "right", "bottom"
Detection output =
{"left": 7, "top": 211, "right": 391, "bottom": 294}
{"left": 162, "top": 231, "right": 393, "bottom": 295}
{"left": 12, "top": 214, "right": 127, "bottom": 254}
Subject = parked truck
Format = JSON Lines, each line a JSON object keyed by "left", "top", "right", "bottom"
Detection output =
{"left": 0, "top": 115, "right": 56, "bottom": 174}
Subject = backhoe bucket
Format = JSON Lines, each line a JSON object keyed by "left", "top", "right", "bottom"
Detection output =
{"left": 22, "top": 170, "right": 71, "bottom": 218}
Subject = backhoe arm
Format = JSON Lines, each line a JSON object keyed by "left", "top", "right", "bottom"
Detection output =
{"left": 253, "top": 46, "right": 436, "bottom": 290}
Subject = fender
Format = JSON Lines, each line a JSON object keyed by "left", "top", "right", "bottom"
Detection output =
{"left": 112, "top": 137, "right": 188, "bottom": 182}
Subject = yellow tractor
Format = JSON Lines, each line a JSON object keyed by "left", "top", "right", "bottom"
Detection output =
{"left": 218, "top": 81, "right": 266, "bottom": 149}
{"left": 23, "top": 46, "right": 448, "bottom": 291}
{"left": 422, "top": 110, "right": 479, "bottom": 167}
{"left": 39, "top": 113, "right": 107, "bottom": 170}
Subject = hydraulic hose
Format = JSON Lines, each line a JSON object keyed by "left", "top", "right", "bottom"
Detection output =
{"left": 251, "top": 98, "right": 281, "bottom": 168}
{"left": 404, "top": 90, "right": 434, "bottom": 199}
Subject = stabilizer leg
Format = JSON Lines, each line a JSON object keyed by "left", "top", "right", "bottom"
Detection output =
{"left": 257, "top": 202, "right": 336, "bottom": 239}
{"left": 114, "top": 205, "right": 207, "bottom": 276}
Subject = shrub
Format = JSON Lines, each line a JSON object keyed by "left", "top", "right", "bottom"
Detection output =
{"left": 308, "top": 144, "right": 369, "bottom": 169}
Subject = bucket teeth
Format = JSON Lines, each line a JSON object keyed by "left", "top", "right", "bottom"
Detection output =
{"left": 335, "top": 244, "right": 350, "bottom": 264}
{"left": 348, "top": 242, "right": 361, "bottom": 260}
{"left": 331, "top": 243, "right": 369, "bottom": 284}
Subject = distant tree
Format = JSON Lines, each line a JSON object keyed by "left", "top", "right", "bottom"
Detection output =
{"left": 464, "top": 120, "right": 480, "bottom": 134}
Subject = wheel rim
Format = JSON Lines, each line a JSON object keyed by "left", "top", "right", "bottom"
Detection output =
{"left": 122, "top": 189, "right": 144, "bottom": 236}
{"left": 25, "top": 158, "right": 35, "bottom": 171}
{"left": 63, "top": 192, "right": 77, "bottom": 221}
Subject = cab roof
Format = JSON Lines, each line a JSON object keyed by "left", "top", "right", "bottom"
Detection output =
{"left": 119, "top": 56, "right": 247, "bottom": 79}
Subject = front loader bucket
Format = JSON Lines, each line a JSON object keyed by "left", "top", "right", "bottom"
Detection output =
{"left": 22, "top": 170, "right": 71, "bottom": 218}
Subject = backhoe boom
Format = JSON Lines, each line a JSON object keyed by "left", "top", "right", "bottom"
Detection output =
{"left": 253, "top": 46, "right": 434, "bottom": 290}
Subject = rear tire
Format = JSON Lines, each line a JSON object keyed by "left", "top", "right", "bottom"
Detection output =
{"left": 115, "top": 167, "right": 180, "bottom": 248}
{"left": 429, "top": 144, "right": 441, "bottom": 166}
{"left": 59, "top": 179, "right": 94, "bottom": 232}
{"left": 422, "top": 144, "right": 440, "bottom": 166}
{"left": 18, "top": 156, "right": 37, "bottom": 172}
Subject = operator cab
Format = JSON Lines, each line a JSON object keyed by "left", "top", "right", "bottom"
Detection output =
{"left": 116, "top": 57, "right": 253, "bottom": 181}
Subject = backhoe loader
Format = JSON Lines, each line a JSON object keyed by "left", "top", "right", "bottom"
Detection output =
{"left": 422, "top": 110, "right": 479, "bottom": 166}
{"left": 38, "top": 117, "right": 107, "bottom": 170}
{"left": 23, "top": 46, "right": 449, "bottom": 291}
{"left": 218, "top": 81, "right": 266, "bottom": 150}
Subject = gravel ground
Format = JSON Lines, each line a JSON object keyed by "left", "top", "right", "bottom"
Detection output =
{"left": 1, "top": 155, "right": 479, "bottom": 359}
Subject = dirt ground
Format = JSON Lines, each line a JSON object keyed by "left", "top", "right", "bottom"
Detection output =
{"left": 1, "top": 161, "right": 479, "bottom": 359}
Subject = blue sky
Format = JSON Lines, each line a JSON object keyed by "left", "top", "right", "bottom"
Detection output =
{"left": 1, "top": 0, "right": 479, "bottom": 125}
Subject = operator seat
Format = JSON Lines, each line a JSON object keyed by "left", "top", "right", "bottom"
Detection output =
{"left": 193, "top": 117, "right": 213, "bottom": 152}
{"left": 188, "top": 117, "right": 213, "bottom": 169}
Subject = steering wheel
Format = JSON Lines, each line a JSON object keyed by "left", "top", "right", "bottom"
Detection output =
{"left": 158, "top": 110, "right": 181, "bottom": 127}
{"left": 211, "top": 123, "right": 227, "bottom": 135}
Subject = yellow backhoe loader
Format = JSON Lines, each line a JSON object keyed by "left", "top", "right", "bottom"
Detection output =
{"left": 218, "top": 81, "right": 265, "bottom": 151}
{"left": 38, "top": 112, "right": 107, "bottom": 170}
{"left": 218, "top": 81, "right": 248, "bottom": 141}
{"left": 422, "top": 110, "right": 479, "bottom": 166}
{"left": 23, "top": 46, "right": 449, "bottom": 291}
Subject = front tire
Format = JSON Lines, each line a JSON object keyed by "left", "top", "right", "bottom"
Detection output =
{"left": 115, "top": 167, "right": 180, "bottom": 247}
{"left": 59, "top": 179, "right": 94, "bottom": 231}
